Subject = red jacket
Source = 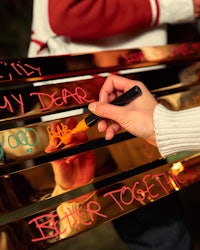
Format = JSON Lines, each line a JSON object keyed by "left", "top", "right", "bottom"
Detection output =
{"left": 48, "top": 0, "right": 156, "bottom": 39}
{"left": 28, "top": 0, "right": 194, "bottom": 56}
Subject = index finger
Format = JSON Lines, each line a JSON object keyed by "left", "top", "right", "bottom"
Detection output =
{"left": 99, "top": 74, "right": 140, "bottom": 103}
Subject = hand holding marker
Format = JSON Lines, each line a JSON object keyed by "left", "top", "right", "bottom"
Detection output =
{"left": 56, "top": 85, "right": 142, "bottom": 145}
{"left": 68, "top": 85, "right": 142, "bottom": 140}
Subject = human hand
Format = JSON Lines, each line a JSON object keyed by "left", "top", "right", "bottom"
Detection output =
{"left": 193, "top": 0, "right": 200, "bottom": 18}
{"left": 45, "top": 118, "right": 95, "bottom": 191}
{"left": 88, "top": 75, "right": 158, "bottom": 146}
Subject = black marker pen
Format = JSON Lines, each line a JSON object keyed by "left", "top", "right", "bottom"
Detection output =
{"left": 71, "top": 85, "right": 142, "bottom": 134}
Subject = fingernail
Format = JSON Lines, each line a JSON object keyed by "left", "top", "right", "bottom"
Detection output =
{"left": 98, "top": 123, "right": 102, "bottom": 132}
{"left": 88, "top": 103, "right": 96, "bottom": 112}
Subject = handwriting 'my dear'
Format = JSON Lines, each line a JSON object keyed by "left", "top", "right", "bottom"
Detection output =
{"left": 0, "top": 94, "right": 24, "bottom": 115}
{"left": 30, "top": 86, "right": 95, "bottom": 111}
{"left": 0, "top": 86, "right": 94, "bottom": 116}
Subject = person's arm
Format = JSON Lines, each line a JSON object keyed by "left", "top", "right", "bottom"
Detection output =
{"left": 48, "top": 0, "right": 196, "bottom": 39}
{"left": 88, "top": 74, "right": 200, "bottom": 158}
{"left": 154, "top": 104, "right": 200, "bottom": 158}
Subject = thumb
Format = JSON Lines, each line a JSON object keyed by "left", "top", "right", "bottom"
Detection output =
{"left": 88, "top": 102, "right": 125, "bottom": 123}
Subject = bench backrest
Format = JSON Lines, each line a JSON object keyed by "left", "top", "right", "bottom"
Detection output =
{"left": 0, "top": 43, "right": 200, "bottom": 249}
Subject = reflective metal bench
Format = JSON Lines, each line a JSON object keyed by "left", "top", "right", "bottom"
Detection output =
{"left": 0, "top": 43, "right": 200, "bottom": 249}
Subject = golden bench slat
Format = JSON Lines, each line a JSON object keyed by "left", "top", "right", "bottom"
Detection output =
{"left": 0, "top": 43, "right": 200, "bottom": 249}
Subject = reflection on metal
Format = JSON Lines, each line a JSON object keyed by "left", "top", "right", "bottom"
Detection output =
{"left": 0, "top": 43, "right": 200, "bottom": 86}
{"left": 0, "top": 43, "right": 200, "bottom": 249}
{"left": 25, "top": 154, "right": 200, "bottom": 241}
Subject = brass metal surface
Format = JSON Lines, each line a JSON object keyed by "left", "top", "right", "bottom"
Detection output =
{"left": 0, "top": 44, "right": 200, "bottom": 249}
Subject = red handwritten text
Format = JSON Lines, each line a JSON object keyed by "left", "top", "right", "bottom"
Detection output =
{"left": 29, "top": 167, "right": 195, "bottom": 242}
{"left": 170, "top": 43, "right": 200, "bottom": 58}
{"left": 0, "top": 94, "right": 24, "bottom": 115}
{"left": 30, "top": 86, "right": 94, "bottom": 111}
{"left": 0, "top": 86, "right": 94, "bottom": 116}
{"left": 0, "top": 60, "right": 42, "bottom": 81}
{"left": 29, "top": 201, "right": 106, "bottom": 242}
{"left": 122, "top": 50, "right": 144, "bottom": 64}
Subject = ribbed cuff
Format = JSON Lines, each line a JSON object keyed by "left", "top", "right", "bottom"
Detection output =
{"left": 159, "top": 0, "right": 194, "bottom": 24}
{"left": 153, "top": 104, "right": 200, "bottom": 158}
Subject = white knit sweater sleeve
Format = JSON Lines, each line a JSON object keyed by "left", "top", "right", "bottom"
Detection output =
{"left": 158, "top": 0, "right": 194, "bottom": 24}
{"left": 153, "top": 104, "right": 200, "bottom": 158}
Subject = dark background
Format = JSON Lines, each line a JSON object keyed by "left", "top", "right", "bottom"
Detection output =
{"left": 0, "top": 0, "right": 33, "bottom": 59}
